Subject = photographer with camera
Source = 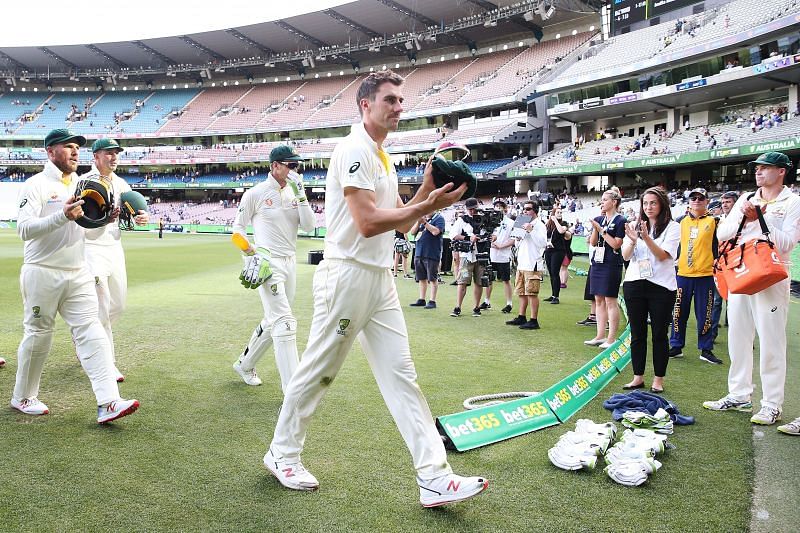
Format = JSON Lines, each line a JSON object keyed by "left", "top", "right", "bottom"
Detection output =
{"left": 506, "top": 200, "right": 547, "bottom": 329}
{"left": 450, "top": 198, "right": 492, "bottom": 317}
{"left": 485, "top": 199, "right": 515, "bottom": 313}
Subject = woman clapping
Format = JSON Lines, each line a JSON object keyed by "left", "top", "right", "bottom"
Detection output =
{"left": 620, "top": 187, "right": 681, "bottom": 393}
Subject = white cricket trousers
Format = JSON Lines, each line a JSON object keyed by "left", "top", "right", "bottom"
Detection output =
{"left": 14, "top": 264, "right": 120, "bottom": 405}
{"left": 240, "top": 255, "right": 299, "bottom": 392}
{"left": 86, "top": 242, "right": 127, "bottom": 360}
{"left": 726, "top": 278, "right": 789, "bottom": 410}
{"left": 270, "top": 259, "right": 452, "bottom": 480}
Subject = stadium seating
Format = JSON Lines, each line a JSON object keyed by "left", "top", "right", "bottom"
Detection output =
{"left": 0, "top": 94, "right": 49, "bottom": 134}
{"left": 69, "top": 90, "right": 151, "bottom": 135}
{"left": 157, "top": 86, "right": 252, "bottom": 134}
{"left": 552, "top": 0, "right": 800, "bottom": 85}
{"left": 120, "top": 89, "right": 200, "bottom": 134}
{"left": 15, "top": 92, "right": 100, "bottom": 135}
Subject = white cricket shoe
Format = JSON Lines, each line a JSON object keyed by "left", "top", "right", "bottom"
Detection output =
{"left": 233, "top": 360, "right": 262, "bottom": 386}
{"left": 777, "top": 417, "right": 800, "bottom": 435}
{"left": 750, "top": 405, "right": 782, "bottom": 425}
{"left": 11, "top": 397, "right": 49, "bottom": 415}
{"left": 418, "top": 473, "right": 488, "bottom": 507}
{"left": 0, "top": 357, "right": 6, "bottom": 367}
{"left": 263, "top": 448, "right": 319, "bottom": 491}
{"left": 97, "top": 398, "right": 139, "bottom": 424}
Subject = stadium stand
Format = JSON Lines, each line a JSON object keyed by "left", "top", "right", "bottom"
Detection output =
{"left": 553, "top": 0, "right": 800, "bottom": 84}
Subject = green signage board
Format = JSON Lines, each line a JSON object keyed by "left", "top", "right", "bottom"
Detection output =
{"left": 435, "top": 329, "right": 632, "bottom": 451}
{"left": 436, "top": 394, "right": 560, "bottom": 452}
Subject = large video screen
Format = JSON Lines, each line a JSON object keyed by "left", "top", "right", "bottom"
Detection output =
{"left": 612, "top": 0, "right": 702, "bottom": 31}
{"left": 612, "top": 0, "right": 647, "bottom": 30}
{"left": 651, "top": 0, "right": 702, "bottom": 17}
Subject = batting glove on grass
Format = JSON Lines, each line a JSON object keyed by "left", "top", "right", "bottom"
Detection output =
{"left": 240, "top": 247, "right": 273, "bottom": 289}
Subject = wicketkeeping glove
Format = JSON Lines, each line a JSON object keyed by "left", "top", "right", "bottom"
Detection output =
{"left": 287, "top": 173, "right": 308, "bottom": 203}
{"left": 240, "top": 247, "right": 273, "bottom": 289}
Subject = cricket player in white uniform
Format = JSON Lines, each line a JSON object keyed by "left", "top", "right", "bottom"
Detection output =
{"left": 263, "top": 71, "right": 488, "bottom": 507}
{"left": 703, "top": 151, "right": 800, "bottom": 427}
{"left": 231, "top": 145, "right": 315, "bottom": 391}
{"left": 12, "top": 128, "right": 139, "bottom": 423}
{"left": 83, "top": 138, "right": 149, "bottom": 382}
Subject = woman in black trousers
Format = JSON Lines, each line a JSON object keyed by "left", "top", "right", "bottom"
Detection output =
{"left": 543, "top": 206, "right": 572, "bottom": 304}
{"left": 620, "top": 187, "right": 681, "bottom": 393}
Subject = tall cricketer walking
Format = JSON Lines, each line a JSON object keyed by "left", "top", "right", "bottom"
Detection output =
{"left": 263, "top": 71, "right": 488, "bottom": 507}
{"left": 232, "top": 145, "right": 316, "bottom": 391}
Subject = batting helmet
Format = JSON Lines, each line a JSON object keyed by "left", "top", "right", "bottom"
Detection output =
{"left": 74, "top": 178, "right": 114, "bottom": 229}
{"left": 119, "top": 190, "right": 148, "bottom": 230}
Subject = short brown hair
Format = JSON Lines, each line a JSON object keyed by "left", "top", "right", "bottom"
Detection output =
{"left": 356, "top": 70, "right": 404, "bottom": 115}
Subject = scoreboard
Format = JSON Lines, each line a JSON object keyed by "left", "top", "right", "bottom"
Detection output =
{"left": 612, "top": 0, "right": 702, "bottom": 31}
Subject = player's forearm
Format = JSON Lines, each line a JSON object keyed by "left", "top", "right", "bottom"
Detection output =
{"left": 17, "top": 211, "right": 69, "bottom": 241}
{"left": 298, "top": 203, "right": 316, "bottom": 233}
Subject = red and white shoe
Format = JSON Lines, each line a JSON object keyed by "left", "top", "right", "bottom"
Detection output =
{"left": 97, "top": 398, "right": 139, "bottom": 424}
{"left": 263, "top": 448, "right": 319, "bottom": 491}
{"left": 11, "top": 397, "right": 49, "bottom": 415}
{"left": 113, "top": 366, "right": 125, "bottom": 383}
{"left": 0, "top": 357, "right": 6, "bottom": 368}
{"left": 418, "top": 473, "right": 488, "bottom": 507}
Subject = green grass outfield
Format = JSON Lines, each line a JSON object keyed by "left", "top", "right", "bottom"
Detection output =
{"left": 0, "top": 229, "right": 797, "bottom": 532}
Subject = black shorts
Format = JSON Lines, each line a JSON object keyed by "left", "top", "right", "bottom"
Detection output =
{"left": 491, "top": 261, "right": 511, "bottom": 281}
{"left": 414, "top": 256, "right": 440, "bottom": 282}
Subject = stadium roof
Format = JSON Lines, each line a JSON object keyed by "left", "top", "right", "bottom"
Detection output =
{"left": 0, "top": 0, "right": 602, "bottom": 80}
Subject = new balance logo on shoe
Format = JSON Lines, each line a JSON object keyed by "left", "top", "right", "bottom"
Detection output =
{"left": 447, "top": 480, "right": 460, "bottom": 492}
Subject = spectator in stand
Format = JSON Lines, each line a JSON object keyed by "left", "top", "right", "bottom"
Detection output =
{"left": 543, "top": 206, "right": 572, "bottom": 305}
{"left": 583, "top": 188, "right": 625, "bottom": 348}
{"left": 621, "top": 187, "right": 681, "bottom": 393}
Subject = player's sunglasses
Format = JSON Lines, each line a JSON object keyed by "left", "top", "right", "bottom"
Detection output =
{"left": 277, "top": 161, "right": 300, "bottom": 169}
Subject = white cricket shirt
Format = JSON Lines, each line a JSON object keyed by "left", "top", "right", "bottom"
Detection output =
{"left": 323, "top": 122, "right": 398, "bottom": 268}
{"left": 17, "top": 160, "right": 84, "bottom": 269}
{"left": 233, "top": 173, "right": 315, "bottom": 257}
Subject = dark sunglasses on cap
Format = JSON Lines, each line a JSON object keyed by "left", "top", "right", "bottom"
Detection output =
{"left": 277, "top": 161, "right": 300, "bottom": 169}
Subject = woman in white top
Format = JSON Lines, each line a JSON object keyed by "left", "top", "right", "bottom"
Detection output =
{"left": 620, "top": 187, "right": 681, "bottom": 393}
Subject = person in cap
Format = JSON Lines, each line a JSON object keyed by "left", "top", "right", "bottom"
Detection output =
{"left": 82, "top": 138, "right": 148, "bottom": 382}
{"left": 264, "top": 71, "right": 487, "bottom": 507}
{"left": 11, "top": 129, "right": 139, "bottom": 423}
{"left": 230, "top": 144, "right": 315, "bottom": 390}
{"left": 704, "top": 152, "right": 800, "bottom": 430}
{"left": 449, "top": 197, "right": 492, "bottom": 317}
{"left": 485, "top": 199, "right": 515, "bottom": 313}
{"left": 668, "top": 187, "right": 723, "bottom": 365}
{"left": 710, "top": 190, "right": 739, "bottom": 343}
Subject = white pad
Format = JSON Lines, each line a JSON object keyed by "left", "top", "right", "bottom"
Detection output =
{"left": 271, "top": 317, "right": 299, "bottom": 394}
{"left": 238, "top": 320, "right": 273, "bottom": 371}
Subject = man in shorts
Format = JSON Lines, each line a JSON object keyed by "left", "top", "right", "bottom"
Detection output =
{"left": 409, "top": 210, "right": 445, "bottom": 309}
{"left": 506, "top": 200, "right": 547, "bottom": 329}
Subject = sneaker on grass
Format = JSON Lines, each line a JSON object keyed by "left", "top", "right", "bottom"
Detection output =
{"left": 777, "top": 417, "right": 800, "bottom": 435}
{"left": 424, "top": 300, "right": 437, "bottom": 309}
{"left": 479, "top": 302, "right": 491, "bottom": 310}
{"left": 233, "top": 360, "right": 262, "bottom": 386}
{"left": 576, "top": 315, "right": 597, "bottom": 326}
{"left": 699, "top": 350, "right": 723, "bottom": 365}
{"left": 702, "top": 396, "right": 752, "bottom": 412}
{"left": 409, "top": 298, "right": 426, "bottom": 307}
{"left": 472, "top": 307, "right": 481, "bottom": 317}
{"left": 750, "top": 405, "right": 781, "bottom": 425}
{"left": 668, "top": 347, "right": 683, "bottom": 359}
{"left": 263, "top": 448, "right": 319, "bottom": 491}
{"left": 10, "top": 397, "right": 49, "bottom": 415}
{"left": 97, "top": 398, "right": 139, "bottom": 424}
{"left": 500, "top": 304, "right": 513, "bottom": 314}
{"left": 418, "top": 473, "right": 488, "bottom": 507}
{"left": 450, "top": 307, "right": 461, "bottom": 317}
